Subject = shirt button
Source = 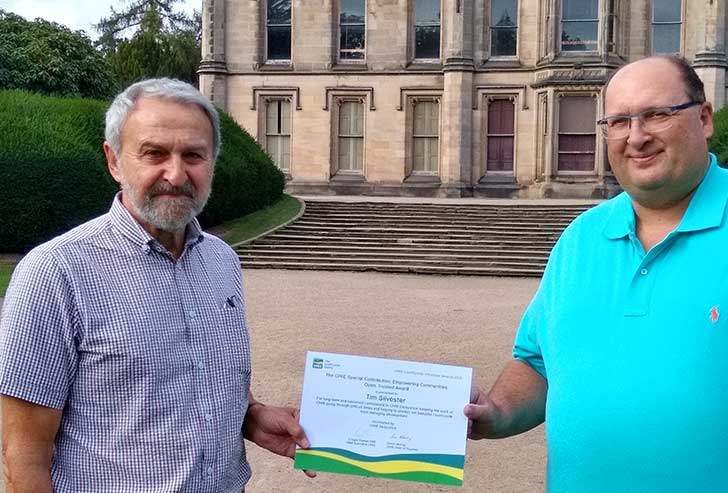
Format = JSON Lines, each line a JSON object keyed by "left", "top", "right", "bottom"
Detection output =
{"left": 197, "top": 362, "right": 205, "bottom": 370}
{"left": 640, "top": 268, "right": 648, "bottom": 276}
{"left": 206, "top": 466, "right": 213, "bottom": 475}
{"left": 188, "top": 311, "right": 196, "bottom": 319}
{"left": 205, "top": 413, "right": 213, "bottom": 422}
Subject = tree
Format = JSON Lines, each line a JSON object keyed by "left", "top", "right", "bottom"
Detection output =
{"left": 95, "top": 0, "right": 201, "bottom": 86}
{"left": 0, "top": 10, "right": 116, "bottom": 99}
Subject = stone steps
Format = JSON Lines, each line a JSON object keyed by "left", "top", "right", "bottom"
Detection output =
{"left": 236, "top": 200, "right": 594, "bottom": 276}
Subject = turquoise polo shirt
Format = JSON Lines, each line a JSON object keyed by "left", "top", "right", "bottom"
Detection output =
{"left": 514, "top": 154, "right": 728, "bottom": 492}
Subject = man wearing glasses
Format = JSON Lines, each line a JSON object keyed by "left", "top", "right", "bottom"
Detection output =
{"left": 465, "top": 55, "right": 727, "bottom": 491}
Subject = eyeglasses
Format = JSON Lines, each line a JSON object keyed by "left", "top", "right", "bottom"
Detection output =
{"left": 596, "top": 101, "right": 703, "bottom": 140}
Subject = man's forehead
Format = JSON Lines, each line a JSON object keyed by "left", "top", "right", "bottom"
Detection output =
{"left": 605, "top": 59, "right": 684, "bottom": 109}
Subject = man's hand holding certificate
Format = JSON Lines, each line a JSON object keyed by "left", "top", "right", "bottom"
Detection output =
{"left": 294, "top": 352, "right": 472, "bottom": 486}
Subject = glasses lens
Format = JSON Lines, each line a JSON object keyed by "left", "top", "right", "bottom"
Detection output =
{"left": 640, "top": 109, "right": 673, "bottom": 133}
{"left": 604, "top": 117, "right": 630, "bottom": 139}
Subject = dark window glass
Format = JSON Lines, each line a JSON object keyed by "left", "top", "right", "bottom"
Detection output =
{"left": 415, "top": 0, "right": 440, "bottom": 59}
{"left": 561, "top": 0, "right": 598, "bottom": 52}
{"left": 268, "top": 0, "right": 291, "bottom": 24}
{"left": 267, "top": 27, "right": 291, "bottom": 60}
{"left": 490, "top": 0, "right": 517, "bottom": 56}
{"left": 267, "top": 0, "right": 291, "bottom": 60}
{"left": 340, "top": 0, "right": 365, "bottom": 60}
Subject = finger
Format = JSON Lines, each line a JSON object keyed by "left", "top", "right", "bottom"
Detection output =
{"left": 303, "top": 469, "right": 317, "bottom": 478}
{"left": 281, "top": 414, "right": 311, "bottom": 449}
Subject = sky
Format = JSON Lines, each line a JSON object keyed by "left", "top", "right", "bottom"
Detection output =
{"left": 0, "top": 0, "right": 200, "bottom": 38}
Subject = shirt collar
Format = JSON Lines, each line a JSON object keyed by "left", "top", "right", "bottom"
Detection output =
{"left": 109, "top": 193, "right": 205, "bottom": 254}
{"left": 603, "top": 153, "right": 728, "bottom": 240}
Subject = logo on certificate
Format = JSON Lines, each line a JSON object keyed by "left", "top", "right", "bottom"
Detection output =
{"left": 312, "top": 358, "right": 324, "bottom": 369}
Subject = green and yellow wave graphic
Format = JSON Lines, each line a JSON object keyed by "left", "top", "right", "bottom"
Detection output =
{"left": 294, "top": 447, "right": 465, "bottom": 486}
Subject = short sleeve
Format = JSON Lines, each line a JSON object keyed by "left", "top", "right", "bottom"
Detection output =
{"left": 513, "top": 294, "right": 547, "bottom": 380}
{"left": 0, "top": 251, "right": 79, "bottom": 408}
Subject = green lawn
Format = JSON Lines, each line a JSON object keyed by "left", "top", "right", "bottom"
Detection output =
{"left": 1, "top": 262, "right": 16, "bottom": 298}
{"left": 210, "top": 194, "right": 302, "bottom": 246}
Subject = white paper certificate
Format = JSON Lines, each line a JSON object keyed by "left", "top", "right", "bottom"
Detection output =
{"left": 294, "top": 351, "right": 472, "bottom": 486}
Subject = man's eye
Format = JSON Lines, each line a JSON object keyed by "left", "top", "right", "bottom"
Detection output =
{"left": 146, "top": 150, "right": 163, "bottom": 157}
{"left": 643, "top": 110, "right": 671, "bottom": 122}
{"left": 608, "top": 117, "right": 629, "bottom": 128}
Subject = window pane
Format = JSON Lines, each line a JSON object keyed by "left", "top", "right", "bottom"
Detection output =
{"left": 415, "top": 26, "right": 440, "bottom": 58}
{"left": 267, "top": 27, "right": 291, "bottom": 59}
{"left": 341, "top": 0, "right": 365, "bottom": 20}
{"left": 268, "top": 0, "right": 291, "bottom": 24}
{"left": 491, "top": 27, "right": 517, "bottom": 56}
{"left": 557, "top": 147, "right": 595, "bottom": 172}
{"left": 280, "top": 137, "right": 290, "bottom": 170}
{"left": 562, "top": 0, "right": 597, "bottom": 20}
{"left": 559, "top": 96, "right": 596, "bottom": 133}
{"left": 340, "top": 24, "right": 365, "bottom": 55}
{"left": 653, "top": 0, "right": 681, "bottom": 23}
{"left": 266, "top": 103, "right": 279, "bottom": 132}
{"left": 416, "top": 0, "right": 440, "bottom": 24}
{"left": 491, "top": 0, "right": 517, "bottom": 27}
{"left": 426, "top": 138, "right": 438, "bottom": 171}
{"left": 280, "top": 100, "right": 291, "bottom": 133}
{"left": 488, "top": 100, "right": 515, "bottom": 135}
{"left": 487, "top": 136, "right": 514, "bottom": 172}
{"left": 561, "top": 21, "right": 598, "bottom": 51}
{"left": 653, "top": 24, "right": 681, "bottom": 53}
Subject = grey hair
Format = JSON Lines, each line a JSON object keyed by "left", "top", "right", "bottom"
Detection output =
{"left": 105, "top": 78, "right": 221, "bottom": 160}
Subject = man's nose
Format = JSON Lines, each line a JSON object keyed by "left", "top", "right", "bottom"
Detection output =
{"left": 625, "top": 117, "right": 652, "bottom": 148}
{"left": 163, "top": 155, "right": 188, "bottom": 186}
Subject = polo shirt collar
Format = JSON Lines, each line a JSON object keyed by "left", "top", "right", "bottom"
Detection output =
{"left": 109, "top": 193, "right": 205, "bottom": 253}
{"left": 602, "top": 153, "right": 728, "bottom": 240}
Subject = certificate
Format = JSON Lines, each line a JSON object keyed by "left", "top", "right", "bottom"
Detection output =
{"left": 294, "top": 351, "right": 472, "bottom": 486}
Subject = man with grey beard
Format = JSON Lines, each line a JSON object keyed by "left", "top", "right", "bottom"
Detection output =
{"left": 0, "top": 78, "right": 312, "bottom": 492}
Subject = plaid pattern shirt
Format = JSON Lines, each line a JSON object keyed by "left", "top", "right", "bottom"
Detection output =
{"left": 0, "top": 195, "right": 252, "bottom": 492}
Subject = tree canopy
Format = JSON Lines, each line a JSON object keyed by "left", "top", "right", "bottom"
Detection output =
{"left": 95, "top": 0, "right": 201, "bottom": 87}
{"left": 0, "top": 10, "right": 116, "bottom": 99}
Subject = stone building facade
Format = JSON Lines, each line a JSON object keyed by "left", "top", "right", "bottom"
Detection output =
{"left": 199, "top": 0, "right": 727, "bottom": 198}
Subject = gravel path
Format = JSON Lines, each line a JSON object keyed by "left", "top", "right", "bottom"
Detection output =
{"left": 242, "top": 269, "right": 545, "bottom": 493}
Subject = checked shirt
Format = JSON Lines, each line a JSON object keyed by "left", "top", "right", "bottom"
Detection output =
{"left": 0, "top": 195, "right": 252, "bottom": 492}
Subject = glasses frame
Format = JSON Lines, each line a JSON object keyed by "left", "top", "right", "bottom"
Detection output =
{"left": 596, "top": 101, "right": 703, "bottom": 139}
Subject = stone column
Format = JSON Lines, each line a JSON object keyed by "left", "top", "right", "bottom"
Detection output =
{"left": 693, "top": 0, "right": 727, "bottom": 108}
{"left": 440, "top": 0, "right": 475, "bottom": 197}
{"left": 198, "top": 0, "right": 228, "bottom": 109}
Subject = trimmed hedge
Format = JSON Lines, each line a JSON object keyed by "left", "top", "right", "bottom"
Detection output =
{"left": 0, "top": 90, "right": 284, "bottom": 253}
{"left": 710, "top": 104, "right": 728, "bottom": 167}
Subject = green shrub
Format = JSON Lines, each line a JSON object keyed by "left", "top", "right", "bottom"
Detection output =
{"left": 0, "top": 90, "right": 284, "bottom": 253}
{"left": 710, "top": 104, "right": 728, "bottom": 167}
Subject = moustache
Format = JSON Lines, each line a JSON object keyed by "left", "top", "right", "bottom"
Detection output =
{"left": 148, "top": 181, "right": 195, "bottom": 199}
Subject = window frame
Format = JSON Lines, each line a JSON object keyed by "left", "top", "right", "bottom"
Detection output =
{"left": 337, "top": 0, "right": 367, "bottom": 63}
{"left": 263, "top": 98, "right": 292, "bottom": 173}
{"left": 484, "top": 96, "right": 517, "bottom": 176}
{"left": 650, "top": 0, "right": 683, "bottom": 55}
{"left": 411, "top": 0, "right": 442, "bottom": 63}
{"left": 555, "top": 93, "right": 598, "bottom": 176}
{"left": 407, "top": 96, "right": 441, "bottom": 177}
{"left": 488, "top": 0, "right": 519, "bottom": 60}
{"left": 331, "top": 96, "right": 367, "bottom": 176}
{"left": 559, "top": 0, "right": 599, "bottom": 54}
{"left": 264, "top": 0, "right": 292, "bottom": 64}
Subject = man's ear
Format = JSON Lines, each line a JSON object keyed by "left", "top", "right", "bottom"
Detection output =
{"left": 700, "top": 101, "right": 714, "bottom": 141}
{"left": 103, "top": 141, "right": 122, "bottom": 183}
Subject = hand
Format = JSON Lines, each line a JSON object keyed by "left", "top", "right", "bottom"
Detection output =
{"left": 243, "top": 403, "right": 317, "bottom": 478}
{"left": 463, "top": 385, "right": 501, "bottom": 440}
